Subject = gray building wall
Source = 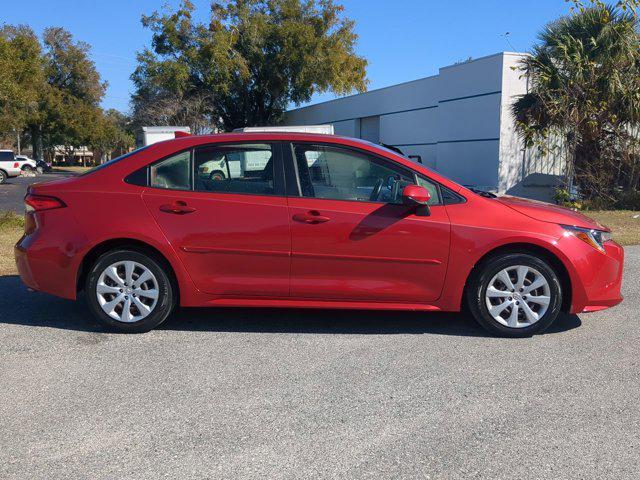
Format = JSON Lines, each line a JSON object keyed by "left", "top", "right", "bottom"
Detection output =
{"left": 285, "top": 52, "right": 563, "bottom": 200}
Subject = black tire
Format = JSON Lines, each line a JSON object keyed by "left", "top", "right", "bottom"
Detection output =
{"left": 85, "top": 249, "right": 176, "bottom": 333}
{"left": 210, "top": 170, "right": 225, "bottom": 181}
{"left": 0, "top": 170, "right": 6, "bottom": 184}
{"left": 466, "top": 253, "right": 563, "bottom": 337}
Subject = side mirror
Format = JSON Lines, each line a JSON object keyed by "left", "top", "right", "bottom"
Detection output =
{"left": 402, "top": 184, "right": 431, "bottom": 206}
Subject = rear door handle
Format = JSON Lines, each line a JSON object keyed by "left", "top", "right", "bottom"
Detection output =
{"left": 159, "top": 201, "right": 196, "bottom": 215}
{"left": 292, "top": 211, "right": 330, "bottom": 224}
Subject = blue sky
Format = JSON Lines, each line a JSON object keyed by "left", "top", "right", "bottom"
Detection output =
{"left": 2, "top": 0, "right": 569, "bottom": 112}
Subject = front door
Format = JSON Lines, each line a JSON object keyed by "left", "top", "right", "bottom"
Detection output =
{"left": 286, "top": 142, "right": 450, "bottom": 303}
{"left": 142, "top": 142, "right": 291, "bottom": 297}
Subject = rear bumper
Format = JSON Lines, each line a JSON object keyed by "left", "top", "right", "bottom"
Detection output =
{"left": 15, "top": 237, "right": 79, "bottom": 300}
{"left": 14, "top": 212, "right": 85, "bottom": 300}
{"left": 14, "top": 241, "right": 38, "bottom": 290}
{"left": 568, "top": 240, "right": 624, "bottom": 314}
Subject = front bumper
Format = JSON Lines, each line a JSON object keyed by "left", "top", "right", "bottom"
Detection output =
{"left": 566, "top": 239, "right": 624, "bottom": 314}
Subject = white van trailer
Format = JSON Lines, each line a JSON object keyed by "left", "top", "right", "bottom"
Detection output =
{"left": 234, "top": 125, "right": 334, "bottom": 135}
{"left": 137, "top": 126, "right": 192, "bottom": 147}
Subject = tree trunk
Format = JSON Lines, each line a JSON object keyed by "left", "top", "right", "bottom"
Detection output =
{"left": 30, "top": 125, "right": 44, "bottom": 160}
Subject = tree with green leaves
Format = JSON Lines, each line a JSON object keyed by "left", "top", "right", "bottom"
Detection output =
{"left": 35, "top": 27, "right": 108, "bottom": 162}
{"left": 0, "top": 25, "right": 43, "bottom": 151}
{"left": 0, "top": 24, "right": 132, "bottom": 164}
{"left": 567, "top": 0, "right": 640, "bottom": 16}
{"left": 132, "top": 0, "right": 368, "bottom": 132}
{"left": 91, "top": 109, "right": 135, "bottom": 163}
{"left": 512, "top": 5, "right": 640, "bottom": 204}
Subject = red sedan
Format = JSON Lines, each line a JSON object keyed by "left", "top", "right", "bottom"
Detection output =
{"left": 14, "top": 133, "right": 624, "bottom": 336}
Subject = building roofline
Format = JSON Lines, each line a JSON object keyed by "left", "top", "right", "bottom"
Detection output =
{"left": 439, "top": 51, "right": 526, "bottom": 71}
{"left": 288, "top": 73, "right": 440, "bottom": 114}
{"left": 288, "top": 51, "right": 527, "bottom": 114}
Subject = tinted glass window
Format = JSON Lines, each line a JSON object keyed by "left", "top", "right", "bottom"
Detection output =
{"left": 150, "top": 150, "right": 191, "bottom": 190}
{"left": 194, "top": 143, "right": 274, "bottom": 195}
{"left": 416, "top": 176, "right": 442, "bottom": 206}
{"left": 81, "top": 146, "right": 149, "bottom": 176}
{"left": 0, "top": 151, "right": 14, "bottom": 162}
{"left": 292, "top": 144, "right": 413, "bottom": 204}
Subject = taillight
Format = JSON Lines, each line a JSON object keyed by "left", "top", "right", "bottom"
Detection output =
{"left": 24, "top": 194, "right": 66, "bottom": 212}
{"left": 14, "top": 162, "right": 19, "bottom": 168}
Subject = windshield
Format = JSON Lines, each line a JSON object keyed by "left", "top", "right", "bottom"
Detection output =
{"left": 81, "top": 146, "right": 150, "bottom": 176}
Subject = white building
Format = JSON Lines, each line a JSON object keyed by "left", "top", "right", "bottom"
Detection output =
{"left": 285, "top": 52, "right": 564, "bottom": 201}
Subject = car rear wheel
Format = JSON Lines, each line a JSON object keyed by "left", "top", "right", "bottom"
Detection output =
{"left": 86, "top": 249, "right": 175, "bottom": 333}
{"left": 467, "top": 253, "right": 563, "bottom": 337}
{"left": 0, "top": 170, "right": 6, "bottom": 184}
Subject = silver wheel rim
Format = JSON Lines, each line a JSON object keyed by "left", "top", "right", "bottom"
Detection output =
{"left": 96, "top": 261, "right": 159, "bottom": 323}
{"left": 485, "top": 265, "right": 551, "bottom": 328}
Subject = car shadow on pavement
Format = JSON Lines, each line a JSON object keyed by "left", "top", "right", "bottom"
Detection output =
{"left": 0, "top": 275, "right": 582, "bottom": 337}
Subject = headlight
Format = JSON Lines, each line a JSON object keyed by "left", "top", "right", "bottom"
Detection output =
{"left": 562, "top": 225, "right": 612, "bottom": 252}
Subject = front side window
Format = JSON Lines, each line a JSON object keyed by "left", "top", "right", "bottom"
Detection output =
{"left": 194, "top": 143, "right": 274, "bottom": 195}
{"left": 416, "top": 176, "right": 441, "bottom": 206}
{"left": 150, "top": 150, "right": 191, "bottom": 190}
{"left": 292, "top": 144, "right": 414, "bottom": 204}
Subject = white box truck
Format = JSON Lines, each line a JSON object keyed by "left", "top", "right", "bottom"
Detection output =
{"left": 137, "top": 126, "right": 191, "bottom": 147}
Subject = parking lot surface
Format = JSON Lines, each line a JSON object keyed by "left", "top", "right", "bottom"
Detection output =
{"left": 0, "top": 248, "right": 638, "bottom": 479}
{"left": 0, "top": 172, "right": 74, "bottom": 212}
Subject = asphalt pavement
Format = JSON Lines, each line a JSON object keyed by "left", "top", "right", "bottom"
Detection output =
{"left": 0, "top": 248, "right": 638, "bottom": 479}
{"left": 0, "top": 172, "right": 74, "bottom": 212}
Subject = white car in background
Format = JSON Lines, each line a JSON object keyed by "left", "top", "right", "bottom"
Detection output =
{"left": 0, "top": 150, "right": 21, "bottom": 184}
{"left": 15, "top": 155, "right": 38, "bottom": 172}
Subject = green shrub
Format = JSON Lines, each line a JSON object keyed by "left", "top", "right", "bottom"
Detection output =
{"left": 0, "top": 211, "right": 24, "bottom": 230}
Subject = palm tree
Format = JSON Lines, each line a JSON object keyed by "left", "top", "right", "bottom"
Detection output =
{"left": 512, "top": 5, "right": 640, "bottom": 203}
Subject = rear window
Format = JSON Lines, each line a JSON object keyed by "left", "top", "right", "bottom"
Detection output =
{"left": 0, "top": 151, "right": 14, "bottom": 162}
{"left": 81, "top": 146, "right": 150, "bottom": 176}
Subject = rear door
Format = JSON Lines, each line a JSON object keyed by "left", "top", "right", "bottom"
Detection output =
{"left": 142, "top": 142, "right": 291, "bottom": 297}
{"left": 285, "top": 142, "right": 451, "bottom": 303}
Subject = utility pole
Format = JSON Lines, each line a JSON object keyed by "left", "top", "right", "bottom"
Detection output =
{"left": 15, "top": 129, "right": 21, "bottom": 154}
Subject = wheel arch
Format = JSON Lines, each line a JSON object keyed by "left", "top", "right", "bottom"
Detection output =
{"left": 463, "top": 242, "right": 573, "bottom": 313}
{"left": 76, "top": 237, "right": 180, "bottom": 302}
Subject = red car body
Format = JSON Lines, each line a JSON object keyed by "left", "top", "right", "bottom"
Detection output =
{"left": 15, "top": 133, "right": 623, "bottom": 317}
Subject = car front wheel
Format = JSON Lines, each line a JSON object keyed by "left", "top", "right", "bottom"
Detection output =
{"left": 467, "top": 253, "right": 563, "bottom": 337}
{"left": 86, "top": 249, "right": 176, "bottom": 333}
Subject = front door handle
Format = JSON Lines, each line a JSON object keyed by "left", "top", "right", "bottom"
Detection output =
{"left": 159, "top": 201, "right": 196, "bottom": 215}
{"left": 292, "top": 211, "right": 331, "bottom": 224}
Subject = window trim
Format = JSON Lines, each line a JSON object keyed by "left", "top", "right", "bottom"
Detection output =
{"left": 128, "top": 141, "right": 286, "bottom": 197}
{"left": 284, "top": 141, "right": 449, "bottom": 206}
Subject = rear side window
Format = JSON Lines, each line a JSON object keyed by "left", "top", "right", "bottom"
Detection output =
{"left": 150, "top": 151, "right": 191, "bottom": 190}
{"left": 193, "top": 143, "right": 275, "bottom": 195}
{"left": 0, "top": 151, "right": 14, "bottom": 162}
